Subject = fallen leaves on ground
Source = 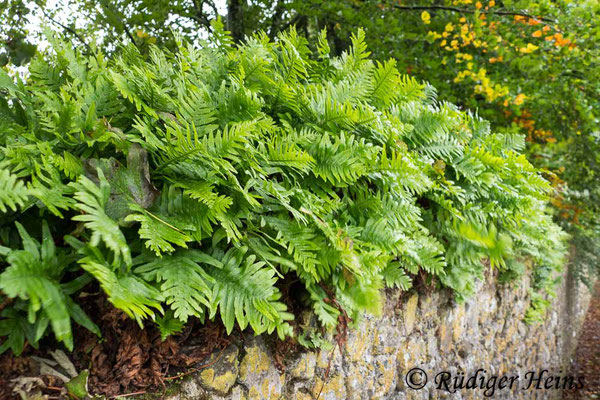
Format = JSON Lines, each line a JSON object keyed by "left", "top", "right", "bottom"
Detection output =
{"left": 0, "top": 293, "right": 230, "bottom": 399}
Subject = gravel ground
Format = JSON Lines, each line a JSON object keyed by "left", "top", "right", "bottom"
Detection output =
{"left": 563, "top": 281, "right": 600, "bottom": 399}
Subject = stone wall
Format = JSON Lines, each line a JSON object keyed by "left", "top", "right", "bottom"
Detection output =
{"left": 167, "top": 264, "right": 591, "bottom": 400}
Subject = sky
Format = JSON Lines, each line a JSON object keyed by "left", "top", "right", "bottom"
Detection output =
{"left": 21, "top": 0, "right": 228, "bottom": 50}
{"left": 9, "top": 0, "right": 227, "bottom": 76}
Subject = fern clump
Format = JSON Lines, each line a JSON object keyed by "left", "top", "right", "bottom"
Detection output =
{"left": 0, "top": 24, "right": 566, "bottom": 354}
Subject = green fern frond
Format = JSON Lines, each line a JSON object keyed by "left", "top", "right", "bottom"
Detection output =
{"left": 0, "top": 222, "right": 98, "bottom": 351}
{"left": 78, "top": 257, "right": 163, "bottom": 326}
{"left": 207, "top": 247, "right": 293, "bottom": 337}
{"left": 135, "top": 250, "right": 217, "bottom": 322}
{"left": 0, "top": 167, "right": 29, "bottom": 213}
{"left": 71, "top": 171, "right": 132, "bottom": 266}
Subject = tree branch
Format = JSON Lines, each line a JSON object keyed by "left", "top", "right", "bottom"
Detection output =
{"left": 392, "top": 4, "right": 556, "bottom": 24}
{"left": 204, "top": 0, "right": 220, "bottom": 18}
{"left": 268, "top": 0, "right": 285, "bottom": 39}
{"left": 277, "top": 13, "right": 302, "bottom": 35}
{"left": 120, "top": 21, "right": 138, "bottom": 46}
{"left": 38, "top": 7, "right": 92, "bottom": 53}
{"left": 190, "top": 0, "right": 214, "bottom": 32}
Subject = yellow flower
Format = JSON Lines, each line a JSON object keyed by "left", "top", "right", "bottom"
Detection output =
{"left": 489, "top": 0, "right": 496, "bottom": 6}
{"left": 514, "top": 93, "right": 526, "bottom": 105}
{"left": 440, "top": 40, "right": 447, "bottom": 46}
{"left": 428, "top": 31, "right": 442, "bottom": 40}
{"left": 475, "top": 1, "right": 482, "bottom": 9}
{"left": 519, "top": 43, "right": 539, "bottom": 53}
{"left": 445, "top": 23, "right": 455, "bottom": 32}
{"left": 421, "top": 11, "right": 431, "bottom": 24}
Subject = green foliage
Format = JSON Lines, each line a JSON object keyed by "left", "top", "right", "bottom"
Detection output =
{"left": 0, "top": 222, "right": 99, "bottom": 354}
{"left": 0, "top": 167, "right": 29, "bottom": 212}
{"left": 0, "top": 27, "right": 566, "bottom": 353}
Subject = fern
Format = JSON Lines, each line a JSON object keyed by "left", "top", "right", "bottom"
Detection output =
{"left": 134, "top": 250, "right": 217, "bottom": 322}
{"left": 78, "top": 257, "right": 163, "bottom": 326}
{"left": 71, "top": 171, "right": 132, "bottom": 266}
{"left": 0, "top": 167, "right": 29, "bottom": 213}
{"left": 0, "top": 27, "right": 567, "bottom": 354}
{"left": 126, "top": 204, "right": 192, "bottom": 256}
{"left": 0, "top": 223, "right": 98, "bottom": 352}
{"left": 207, "top": 247, "right": 294, "bottom": 338}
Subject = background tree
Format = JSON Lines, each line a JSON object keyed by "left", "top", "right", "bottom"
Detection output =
{"left": 2, "top": 0, "right": 599, "bottom": 283}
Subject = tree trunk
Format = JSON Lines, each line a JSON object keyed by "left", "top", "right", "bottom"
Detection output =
{"left": 227, "top": 0, "right": 246, "bottom": 42}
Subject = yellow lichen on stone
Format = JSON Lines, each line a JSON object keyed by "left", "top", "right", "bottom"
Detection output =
{"left": 375, "top": 360, "right": 396, "bottom": 394}
{"left": 248, "top": 386, "right": 260, "bottom": 400}
{"left": 292, "top": 392, "right": 313, "bottom": 400}
{"left": 404, "top": 293, "right": 419, "bottom": 335}
{"left": 261, "top": 378, "right": 278, "bottom": 399}
{"left": 199, "top": 368, "right": 237, "bottom": 395}
{"left": 439, "top": 320, "right": 452, "bottom": 351}
{"left": 347, "top": 330, "right": 371, "bottom": 363}
{"left": 291, "top": 353, "right": 316, "bottom": 379}
{"left": 239, "top": 346, "right": 270, "bottom": 381}
{"left": 311, "top": 374, "right": 345, "bottom": 399}
{"left": 317, "top": 346, "right": 339, "bottom": 369}
{"left": 452, "top": 304, "right": 466, "bottom": 342}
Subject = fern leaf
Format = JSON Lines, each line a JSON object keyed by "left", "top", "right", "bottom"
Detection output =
{"left": 135, "top": 250, "right": 217, "bottom": 322}
{"left": 71, "top": 172, "right": 132, "bottom": 266}
{"left": 207, "top": 247, "right": 293, "bottom": 336}
{"left": 0, "top": 168, "right": 29, "bottom": 213}
{"left": 381, "top": 262, "right": 413, "bottom": 290}
{"left": 126, "top": 205, "right": 192, "bottom": 256}
{"left": 79, "top": 258, "right": 163, "bottom": 326}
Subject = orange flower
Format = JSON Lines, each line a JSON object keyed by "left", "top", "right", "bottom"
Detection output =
{"left": 514, "top": 93, "right": 526, "bottom": 105}
{"left": 532, "top": 30, "right": 542, "bottom": 38}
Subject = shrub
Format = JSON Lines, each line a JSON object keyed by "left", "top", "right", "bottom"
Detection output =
{"left": 0, "top": 25, "right": 567, "bottom": 354}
